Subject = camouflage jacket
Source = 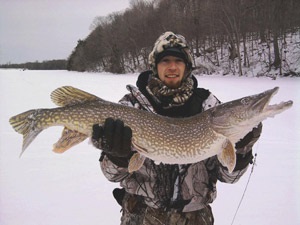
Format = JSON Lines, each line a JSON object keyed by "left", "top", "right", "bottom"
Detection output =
{"left": 100, "top": 72, "right": 262, "bottom": 213}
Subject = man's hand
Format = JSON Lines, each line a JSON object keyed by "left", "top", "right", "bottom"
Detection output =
{"left": 92, "top": 118, "right": 132, "bottom": 158}
{"left": 233, "top": 123, "right": 262, "bottom": 171}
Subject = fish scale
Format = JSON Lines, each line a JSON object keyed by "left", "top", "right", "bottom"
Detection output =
{"left": 9, "top": 86, "right": 293, "bottom": 173}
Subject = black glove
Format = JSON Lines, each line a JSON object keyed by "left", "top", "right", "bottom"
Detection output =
{"left": 235, "top": 123, "right": 262, "bottom": 154}
{"left": 234, "top": 123, "right": 263, "bottom": 171}
{"left": 92, "top": 118, "right": 132, "bottom": 164}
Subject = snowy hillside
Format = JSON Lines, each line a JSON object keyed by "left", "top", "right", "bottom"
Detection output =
{"left": 194, "top": 30, "right": 300, "bottom": 79}
{"left": 0, "top": 69, "right": 299, "bottom": 225}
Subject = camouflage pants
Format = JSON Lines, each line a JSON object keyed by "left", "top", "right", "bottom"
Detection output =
{"left": 142, "top": 206, "right": 214, "bottom": 225}
{"left": 120, "top": 194, "right": 214, "bottom": 225}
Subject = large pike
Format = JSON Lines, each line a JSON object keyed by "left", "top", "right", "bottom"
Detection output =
{"left": 9, "top": 86, "right": 293, "bottom": 173}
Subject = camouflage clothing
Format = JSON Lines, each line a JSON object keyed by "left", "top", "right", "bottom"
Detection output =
{"left": 142, "top": 205, "right": 214, "bottom": 225}
{"left": 119, "top": 192, "right": 214, "bottom": 225}
{"left": 100, "top": 71, "right": 262, "bottom": 224}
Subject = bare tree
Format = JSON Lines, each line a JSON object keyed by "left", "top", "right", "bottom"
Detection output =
{"left": 67, "top": 0, "right": 300, "bottom": 75}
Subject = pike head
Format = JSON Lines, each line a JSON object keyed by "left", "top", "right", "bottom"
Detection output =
{"left": 210, "top": 87, "right": 293, "bottom": 144}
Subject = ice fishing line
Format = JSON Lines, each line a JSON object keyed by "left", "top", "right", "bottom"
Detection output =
{"left": 230, "top": 141, "right": 259, "bottom": 225}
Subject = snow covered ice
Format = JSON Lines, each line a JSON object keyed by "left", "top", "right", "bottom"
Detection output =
{"left": 0, "top": 69, "right": 299, "bottom": 225}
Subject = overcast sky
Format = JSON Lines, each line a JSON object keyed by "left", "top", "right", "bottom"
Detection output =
{"left": 0, "top": 0, "right": 130, "bottom": 64}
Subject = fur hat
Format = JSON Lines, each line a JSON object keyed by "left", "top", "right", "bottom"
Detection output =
{"left": 148, "top": 31, "right": 193, "bottom": 75}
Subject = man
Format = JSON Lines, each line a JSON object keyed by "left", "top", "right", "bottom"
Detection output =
{"left": 92, "top": 32, "right": 262, "bottom": 225}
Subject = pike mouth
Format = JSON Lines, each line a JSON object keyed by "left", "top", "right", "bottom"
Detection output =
{"left": 254, "top": 87, "right": 293, "bottom": 113}
{"left": 265, "top": 100, "right": 293, "bottom": 111}
{"left": 260, "top": 87, "right": 279, "bottom": 111}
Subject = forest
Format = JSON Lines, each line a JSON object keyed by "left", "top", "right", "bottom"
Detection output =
{"left": 0, "top": 60, "right": 67, "bottom": 70}
{"left": 67, "top": 0, "right": 300, "bottom": 76}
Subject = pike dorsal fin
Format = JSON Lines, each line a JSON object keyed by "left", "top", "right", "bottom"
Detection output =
{"left": 51, "top": 86, "right": 105, "bottom": 107}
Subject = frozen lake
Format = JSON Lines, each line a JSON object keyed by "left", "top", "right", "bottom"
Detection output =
{"left": 0, "top": 69, "right": 299, "bottom": 225}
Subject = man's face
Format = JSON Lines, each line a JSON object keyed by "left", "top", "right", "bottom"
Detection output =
{"left": 157, "top": 55, "right": 186, "bottom": 89}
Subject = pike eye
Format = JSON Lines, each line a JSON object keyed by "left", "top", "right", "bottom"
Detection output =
{"left": 241, "top": 97, "right": 250, "bottom": 105}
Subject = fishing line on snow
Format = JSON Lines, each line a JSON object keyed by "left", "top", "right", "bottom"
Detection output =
{"left": 230, "top": 141, "right": 259, "bottom": 225}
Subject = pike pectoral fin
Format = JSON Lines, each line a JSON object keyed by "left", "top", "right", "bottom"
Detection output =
{"left": 128, "top": 153, "right": 146, "bottom": 173}
{"left": 53, "top": 127, "right": 88, "bottom": 153}
{"left": 217, "top": 139, "right": 236, "bottom": 174}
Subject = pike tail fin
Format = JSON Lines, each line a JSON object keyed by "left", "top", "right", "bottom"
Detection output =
{"left": 9, "top": 109, "right": 43, "bottom": 157}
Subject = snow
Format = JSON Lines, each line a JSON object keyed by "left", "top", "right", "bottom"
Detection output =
{"left": 0, "top": 69, "right": 299, "bottom": 225}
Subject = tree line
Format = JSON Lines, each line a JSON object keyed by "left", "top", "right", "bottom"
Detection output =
{"left": 67, "top": 0, "right": 300, "bottom": 76}
{"left": 0, "top": 59, "right": 67, "bottom": 70}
